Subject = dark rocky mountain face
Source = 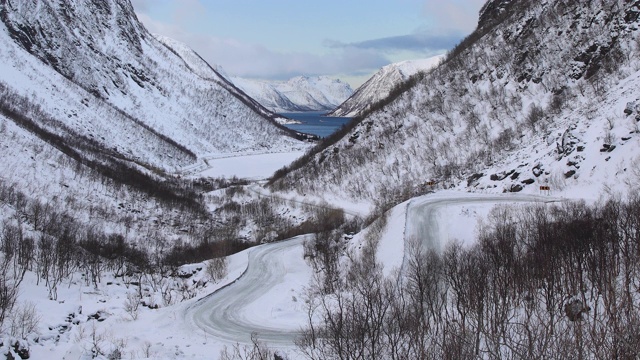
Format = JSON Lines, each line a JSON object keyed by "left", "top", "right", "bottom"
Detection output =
{"left": 478, "top": 0, "right": 514, "bottom": 29}
{"left": 1, "top": 0, "right": 148, "bottom": 98}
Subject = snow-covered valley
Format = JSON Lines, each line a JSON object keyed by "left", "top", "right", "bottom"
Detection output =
{"left": 2, "top": 0, "right": 640, "bottom": 359}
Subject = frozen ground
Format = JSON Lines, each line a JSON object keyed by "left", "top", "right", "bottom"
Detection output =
{"left": 197, "top": 151, "right": 307, "bottom": 180}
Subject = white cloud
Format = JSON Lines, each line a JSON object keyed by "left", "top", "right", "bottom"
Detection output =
{"left": 131, "top": 1, "right": 485, "bottom": 86}
{"left": 136, "top": 12, "right": 389, "bottom": 83}
{"left": 171, "top": 0, "right": 207, "bottom": 26}
{"left": 130, "top": 0, "right": 153, "bottom": 12}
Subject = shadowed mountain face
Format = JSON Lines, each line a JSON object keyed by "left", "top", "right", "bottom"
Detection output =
{"left": 327, "top": 55, "right": 444, "bottom": 118}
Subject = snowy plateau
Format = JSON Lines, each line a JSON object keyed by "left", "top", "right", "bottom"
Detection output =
{"left": 1, "top": 0, "right": 640, "bottom": 359}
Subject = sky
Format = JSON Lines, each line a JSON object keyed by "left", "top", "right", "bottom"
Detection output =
{"left": 131, "top": 0, "right": 486, "bottom": 88}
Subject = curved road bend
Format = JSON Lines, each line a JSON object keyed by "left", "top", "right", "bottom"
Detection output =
{"left": 186, "top": 235, "right": 309, "bottom": 346}
{"left": 187, "top": 193, "right": 561, "bottom": 346}
{"left": 405, "top": 193, "right": 562, "bottom": 255}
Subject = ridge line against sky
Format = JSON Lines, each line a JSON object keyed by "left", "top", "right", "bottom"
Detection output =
{"left": 131, "top": 0, "right": 485, "bottom": 87}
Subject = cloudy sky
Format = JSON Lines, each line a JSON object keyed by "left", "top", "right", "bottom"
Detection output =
{"left": 132, "top": 0, "right": 486, "bottom": 87}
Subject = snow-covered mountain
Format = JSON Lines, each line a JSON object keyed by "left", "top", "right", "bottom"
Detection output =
{"left": 229, "top": 75, "right": 354, "bottom": 113}
{"left": 0, "top": 0, "right": 308, "bottom": 247}
{"left": 327, "top": 55, "right": 444, "bottom": 117}
{"left": 271, "top": 0, "right": 640, "bottom": 215}
{"left": 0, "top": 0, "right": 304, "bottom": 160}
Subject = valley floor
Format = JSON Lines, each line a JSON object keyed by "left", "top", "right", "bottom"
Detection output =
{"left": 24, "top": 186, "right": 563, "bottom": 359}
{"left": 195, "top": 151, "right": 307, "bottom": 181}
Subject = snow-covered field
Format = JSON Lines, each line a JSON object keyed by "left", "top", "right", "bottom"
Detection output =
{"left": 198, "top": 151, "right": 306, "bottom": 180}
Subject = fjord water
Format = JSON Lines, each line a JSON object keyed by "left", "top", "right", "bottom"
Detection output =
{"left": 281, "top": 111, "right": 352, "bottom": 138}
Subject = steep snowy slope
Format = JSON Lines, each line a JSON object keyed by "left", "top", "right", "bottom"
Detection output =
{"left": 0, "top": 0, "right": 308, "bottom": 250}
{"left": 271, "top": 0, "right": 640, "bottom": 214}
{"left": 153, "top": 34, "right": 297, "bottom": 126}
{"left": 230, "top": 75, "right": 353, "bottom": 113}
{"left": 327, "top": 55, "right": 444, "bottom": 117}
{"left": 0, "top": 0, "right": 304, "bottom": 167}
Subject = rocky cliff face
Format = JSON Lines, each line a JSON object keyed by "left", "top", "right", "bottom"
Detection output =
{"left": 1, "top": 0, "right": 150, "bottom": 98}
{"left": 477, "top": 0, "right": 514, "bottom": 29}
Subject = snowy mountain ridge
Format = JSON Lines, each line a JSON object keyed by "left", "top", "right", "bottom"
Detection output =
{"left": 327, "top": 55, "right": 445, "bottom": 117}
{"left": 229, "top": 74, "right": 354, "bottom": 113}
{"left": 152, "top": 34, "right": 298, "bottom": 125}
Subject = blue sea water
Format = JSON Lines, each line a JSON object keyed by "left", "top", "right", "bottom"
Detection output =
{"left": 281, "top": 111, "right": 353, "bottom": 138}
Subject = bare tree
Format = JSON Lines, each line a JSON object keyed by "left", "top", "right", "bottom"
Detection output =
{"left": 0, "top": 270, "right": 17, "bottom": 329}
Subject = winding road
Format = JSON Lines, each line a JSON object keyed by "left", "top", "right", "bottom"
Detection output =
{"left": 186, "top": 235, "right": 311, "bottom": 346}
{"left": 186, "top": 193, "right": 561, "bottom": 346}
{"left": 405, "top": 193, "right": 560, "bottom": 254}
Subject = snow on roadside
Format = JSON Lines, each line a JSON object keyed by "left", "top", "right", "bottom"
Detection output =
{"left": 26, "top": 249, "right": 250, "bottom": 359}
{"left": 361, "top": 191, "right": 566, "bottom": 278}
{"left": 347, "top": 201, "right": 409, "bottom": 278}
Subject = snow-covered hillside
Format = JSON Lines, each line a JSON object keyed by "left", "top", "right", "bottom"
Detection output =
{"left": 0, "top": 0, "right": 311, "bottom": 258}
{"left": 272, "top": 0, "right": 640, "bottom": 216}
{"left": 327, "top": 55, "right": 444, "bottom": 117}
{"left": 230, "top": 75, "right": 353, "bottom": 113}
{"left": 0, "top": 0, "right": 304, "bottom": 165}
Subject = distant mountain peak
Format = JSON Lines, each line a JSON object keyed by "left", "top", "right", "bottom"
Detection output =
{"left": 229, "top": 75, "right": 354, "bottom": 113}
{"left": 327, "top": 55, "right": 444, "bottom": 117}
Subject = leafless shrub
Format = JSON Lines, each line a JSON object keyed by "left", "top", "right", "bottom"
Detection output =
{"left": 206, "top": 256, "right": 229, "bottom": 283}
{"left": 526, "top": 104, "right": 546, "bottom": 130}
{"left": 8, "top": 301, "right": 40, "bottom": 338}
{"left": 219, "top": 333, "right": 276, "bottom": 360}
{"left": 140, "top": 341, "right": 153, "bottom": 358}
{"left": 123, "top": 291, "right": 141, "bottom": 320}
